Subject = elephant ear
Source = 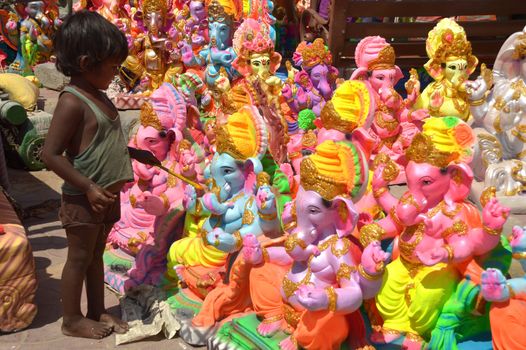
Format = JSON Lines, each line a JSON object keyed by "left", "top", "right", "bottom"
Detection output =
{"left": 243, "top": 157, "right": 263, "bottom": 193}
{"left": 444, "top": 162, "right": 473, "bottom": 205}
{"left": 332, "top": 196, "right": 359, "bottom": 238}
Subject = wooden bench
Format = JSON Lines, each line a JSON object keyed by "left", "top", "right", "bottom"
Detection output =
{"left": 327, "top": 0, "right": 526, "bottom": 71}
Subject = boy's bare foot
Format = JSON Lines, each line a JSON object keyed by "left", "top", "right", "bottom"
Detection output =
{"left": 62, "top": 316, "right": 113, "bottom": 339}
{"left": 100, "top": 313, "right": 129, "bottom": 334}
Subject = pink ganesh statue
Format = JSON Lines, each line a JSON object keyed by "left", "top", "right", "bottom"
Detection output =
{"left": 351, "top": 36, "right": 428, "bottom": 182}
{"left": 360, "top": 116, "right": 510, "bottom": 349}
{"left": 104, "top": 83, "right": 203, "bottom": 293}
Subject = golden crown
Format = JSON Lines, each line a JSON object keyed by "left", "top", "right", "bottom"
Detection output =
{"left": 215, "top": 107, "right": 260, "bottom": 160}
{"left": 513, "top": 33, "right": 526, "bottom": 60}
{"left": 141, "top": 0, "right": 168, "bottom": 15}
{"left": 300, "top": 157, "right": 350, "bottom": 201}
{"left": 208, "top": 0, "right": 231, "bottom": 23}
{"left": 140, "top": 102, "right": 163, "bottom": 131}
{"left": 405, "top": 133, "right": 458, "bottom": 168}
{"left": 367, "top": 45, "right": 396, "bottom": 71}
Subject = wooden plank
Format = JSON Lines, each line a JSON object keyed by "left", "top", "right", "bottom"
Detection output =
{"left": 345, "top": 0, "right": 526, "bottom": 17}
{"left": 329, "top": 0, "right": 348, "bottom": 66}
{"left": 342, "top": 39, "right": 506, "bottom": 58}
{"left": 345, "top": 20, "right": 526, "bottom": 39}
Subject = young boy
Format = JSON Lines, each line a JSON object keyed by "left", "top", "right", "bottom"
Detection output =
{"left": 42, "top": 11, "right": 156, "bottom": 339}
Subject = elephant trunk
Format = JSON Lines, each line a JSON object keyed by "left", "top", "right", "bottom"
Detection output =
{"left": 318, "top": 80, "right": 333, "bottom": 100}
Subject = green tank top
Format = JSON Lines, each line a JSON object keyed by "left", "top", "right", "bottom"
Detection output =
{"left": 61, "top": 86, "right": 134, "bottom": 195}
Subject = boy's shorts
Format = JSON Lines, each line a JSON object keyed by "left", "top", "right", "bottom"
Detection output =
{"left": 59, "top": 193, "right": 121, "bottom": 229}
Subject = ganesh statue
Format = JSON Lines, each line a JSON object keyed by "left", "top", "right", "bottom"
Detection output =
{"left": 284, "top": 79, "right": 375, "bottom": 200}
{"left": 104, "top": 83, "right": 202, "bottom": 293}
{"left": 180, "top": 0, "right": 240, "bottom": 89}
{"left": 228, "top": 16, "right": 289, "bottom": 164}
{"left": 481, "top": 225, "right": 526, "bottom": 350}
{"left": 186, "top": 140, "right": 388, "bottom": 350}
{"left": 465, "top": 26, "right": 526, "bottom": 214}
{"left": 281, "top": 38, "right": 338, "bottom": 120}
{"left": 166, "top": 105, "right": 281, "bottom": 309}
{"left": 351, "top": 36, "right": 427, "bottom": 183}
{"left": 117, "top": 0, "right": 181, "bottom": 104}
{"left": 414, "top": 18, "right": 479, "bottom": 123}
{"left": 6, "top": 1, "right": 57, "bottom": 74}
{"left": 360, "top": 116, "right": 510, "bottom": 349}
{"left": 182, "top": 0, "right": 208, "bottom": 48}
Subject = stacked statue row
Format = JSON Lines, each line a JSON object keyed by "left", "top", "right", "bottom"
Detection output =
{"left": 100, "top": 14, "right": 525, "bottom": 350}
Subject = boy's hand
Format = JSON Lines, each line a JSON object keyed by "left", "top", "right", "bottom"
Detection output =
{"left": 128, "top": 147, "right": 161, "bottom": 167}
{"left": 86, "top": 184, "right": 116, "bottom": 213}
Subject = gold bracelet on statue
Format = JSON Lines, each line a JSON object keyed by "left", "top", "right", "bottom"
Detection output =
{"left": 233, "top": 231, "right": 243, "bottom": 250}
{"left": 444, "top": 244, "right": 454, "bottom": 262}
{"left": 469, "top": 98, "right": 486, "bottom": 106}
{"left": 373, "top": 187, "right": 388, "bottom": 199}
{"left": 261, "top": 247, "right": 270, "bottom": 263}
{"left": 483, "top": 225, "right": 502, "bottom": 236}
{"left": 325, "top": 286, "right": 337, "bottom": 312}
{"left": 258, "top": 210, "right": 277, "bottom": 221}
{"left": 400, "top": 193, "right": 421, "bottom": 211}
{"left": 358, "top": 264, "right": 382, "bottom": 281}
{"left": 284, "top": 234, "right": 307, "bottom": 253}
{"left": 507, "top": 282, "right": 516, "bottom": 299}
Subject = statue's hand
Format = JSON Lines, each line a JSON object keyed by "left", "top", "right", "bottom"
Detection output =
{"left": 416, "top": 247, "right": 448, "bottom": 266}
{"left": 178, "top": 41, "right": 194, "bottom": 64}
{"left": 409, "top": 108, "right": 429, "bottom": 122}
{"left": 265, "top": 76, "right": 282, "bottom": 88}
{"left": 206, "top": 228, "right": 238, "bottom": 252}
{"left": 482, "top": 197, "right": 510, "bottom": 231}
{"left": 296, "top": 88, "right": 309, "bottom": 107}
{"left": 183, "top": 185, "right": 197, "bottom": 211}
{"left": 242, "top": 234, "right": 263, "bottom": 265}
{"left": 256, "top": 185, "right": 276, "bottom": 214}
{"left": 466, "top": 76, "right": 488, "bottom": 101}
{"left": 281, "top": 84, "right": 293, "bottom": 101}
{"left": 372, "top": 162, "right": 389, "bottom": 189}
{"left": 361, "top": 241, "right": 389, "bottom": 276}
{"left": 481, "top": 268, "right": 510, "bottom": 302}
{"left": 295, "top": 285, "right": 329, "bottom": 311}
{"left": 137, "top": 192, "right": 168, "bottom": 216}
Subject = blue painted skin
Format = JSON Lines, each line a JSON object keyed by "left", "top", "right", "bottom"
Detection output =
{"left": 185, "top": 153, "right": 279, "bottom": 253}
{"left": 181, "top": 16, "right": 239, "bottom": 88}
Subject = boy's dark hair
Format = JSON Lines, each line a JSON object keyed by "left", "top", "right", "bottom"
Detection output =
{"left": 53, "top": 10, "right": 128, "bottom": 77}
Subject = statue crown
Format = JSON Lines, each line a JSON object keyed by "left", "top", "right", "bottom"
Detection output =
{"left": 367, "top": 45, "right": 395, "bottom": 71}
{"left": 513, "top": 33, "right": 526, "bottom": 60}
{"left": 139, "top": 102, "right": 163, "bottom": 131}
{"left": 296, "top": 38, "right": 332, "bottom": 69}
{"left": 141, "top": 0, "right": 168, "bottom": 15}
{"left": 208, "top": 0, "right": 231, "bottom": 23}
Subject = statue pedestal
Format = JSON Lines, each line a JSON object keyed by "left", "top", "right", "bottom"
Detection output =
{"left": 469, "top": 181, "right": 526, "bottom": 215}
{"left": 103, "top": 248, "right": 135, "bottom": 294}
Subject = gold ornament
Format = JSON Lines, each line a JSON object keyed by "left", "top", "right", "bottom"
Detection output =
{"left": 512, "top": 33, "right": 526, "bottom": 60}
{"left": 325, "top": 286, "right": 337, "bottom": 312}
{"left": 367, "top": 45, "right": 396, "bottom": 71}
{"left": 140, "top": 102, "right": 163, "bottom": 131}
{"left": 284, "top": 234, "right": 307, "bottom": 253}
{"left": 359, "top": 223, "right": 386, "bottom": 247}
{"left": 282, "top": 257, "right": 313, "bottom": 298}
{"left": 336, "top": 263, "right": 356, "bottom": 283}
{"left": 406, "top": 133, "right": 458, "bottom": 168}
{"left": 358, "top": 264, "right": 382, "bottom": 281}
{"left": 480, "top": 186, "right": 496, "bottom": 207}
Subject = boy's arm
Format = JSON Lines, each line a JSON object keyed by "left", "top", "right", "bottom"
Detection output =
{"left": 42, "top": 93, "right": 115, "bottom": 212}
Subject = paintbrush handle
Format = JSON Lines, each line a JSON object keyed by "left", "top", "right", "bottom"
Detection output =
{"left": 157, "top": 164, "right": 205, "bottom": 191}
